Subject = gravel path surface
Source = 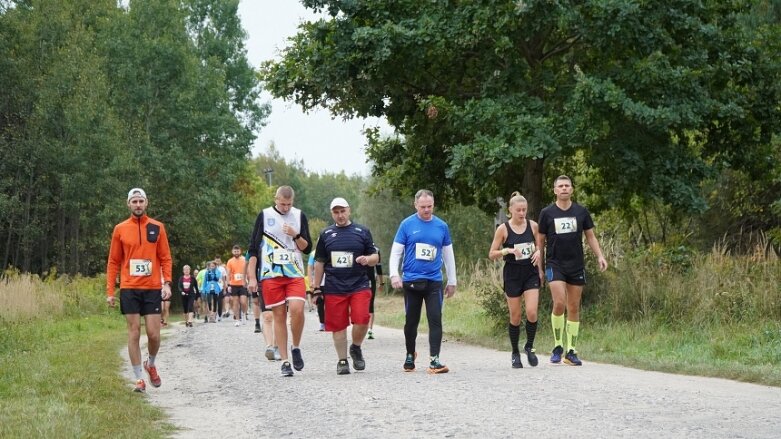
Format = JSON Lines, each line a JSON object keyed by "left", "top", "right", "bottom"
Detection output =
{"left": 124, "top": 312, "right": 781, "bottom": 438}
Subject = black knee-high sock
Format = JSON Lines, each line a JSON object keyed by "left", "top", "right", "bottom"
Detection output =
{"left": 524, "top": 320, "right": 538, "bottom": 351}
{"left": 509, "top": 323, "right": 521, "bottom": 354}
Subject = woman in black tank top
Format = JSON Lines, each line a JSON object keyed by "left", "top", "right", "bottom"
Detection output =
{"left": 488, "top": 192, "right": 544, "bottom": 369}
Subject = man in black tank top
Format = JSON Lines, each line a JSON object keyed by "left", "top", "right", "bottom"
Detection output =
{"left": 536, "top": 176, "right": 608, "bottom": 366}
{"left": 489, "top": 192, "right": 544, "bottom": 368}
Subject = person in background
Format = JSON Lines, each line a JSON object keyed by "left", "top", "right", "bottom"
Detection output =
{"left": 178, "top": 265, "right": 199, "bottom": 327}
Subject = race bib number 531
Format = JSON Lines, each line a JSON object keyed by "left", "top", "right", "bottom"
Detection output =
{"left": 554, "top": 217, "right": 577, "bottom": 234}
{"left": 129, "top": 259, "right": 152, "bottom": 276}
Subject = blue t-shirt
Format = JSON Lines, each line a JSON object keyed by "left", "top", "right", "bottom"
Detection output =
{"left": 315, "top": 223, "right": 377, "bottom": 294}
{"left": 393, "top": 214, "right": 452, "bottom": 282}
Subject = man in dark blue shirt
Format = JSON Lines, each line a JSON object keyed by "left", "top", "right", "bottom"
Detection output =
{"left": 313, "top": 197, "right": 379, "bottom": 375}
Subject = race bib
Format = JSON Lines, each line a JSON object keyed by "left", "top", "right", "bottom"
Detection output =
{"left": 331, "top": 251, "right": 353, "bottom": 268}
{"left": 183, "top": 281, "right": 191, "bottom": 289}
{"left": 272, "top": 248, "right": 295, "bottom": 265}
{"left": 233, "top": 273, "right": 243, "bottom": 281}
{"left": 129, "top": 259, "right": 152, "bottom": 277}
{"left": 415, "top": 243, "right": 437, "bottom": 261}
{"left": 514, "top": 242, "right": 535, "bottom": 260}
{"left": 554, "top": 217, "right": 577, "bottom": 234}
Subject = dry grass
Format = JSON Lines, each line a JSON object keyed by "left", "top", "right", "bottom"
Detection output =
{"left": 0, "top": 272, "right": 64, "bottom": 323}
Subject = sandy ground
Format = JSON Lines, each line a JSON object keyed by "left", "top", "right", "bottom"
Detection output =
{"left": 123, "top": 310, "right": 781, "bottom": 439}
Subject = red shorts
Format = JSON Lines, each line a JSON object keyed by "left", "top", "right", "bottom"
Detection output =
{"left": 260, "top": 277, "right": 306, "bottom": 308}
{"left": 324, "top": 289, "right": 371, "bottom": 332}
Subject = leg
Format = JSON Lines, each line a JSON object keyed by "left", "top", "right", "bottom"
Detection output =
{"left": 332, "top": 329, "right": 348, "bottom": 359}
{"left": 403, "top": 289, "right": 424, "bottom": 355}
{"left": 506, "top": 295, "right": 522, "bottom": 354}
{"left": 523, "top": 288, "right": 540, "bottom": 351}
{"left": 262, "top": 311, "right": 274, "bottom": 346}
{"left": 549, "top": 280, "right": 567, "bottom": 349}
{"left": 422, "top": 287, "right": 444, "bottom": 357}
{"left": 288, "top": 299, "right": 305, "bottom": 347}
{"left": 126, "top": 314, "right": 142, "bottom": 366}
{"left": 272, "top": 305, "right": 288, "bottom": 360}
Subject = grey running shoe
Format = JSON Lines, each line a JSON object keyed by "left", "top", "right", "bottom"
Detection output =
{"left": 512, "top": 352, "right": 523, "bottom": 369}
{"left": 337, "top": 359, "right": 351, "bottom": 375}
{"left": 273, "top": 346, "right": 281, "bottom": 361}
{"left": 264, "top": 346, "right": 275, "bottom": 361}
{"left": 349, "top": 344, "right": 365, "bottom": 371}
{"left": 280, "top": 361, "right": 294, "bottom": 377}
{"left": 427, "top": 356, "right": 449, "bottom": 374}
{"left": 291, "top": 347, "right": 304, "bottom": 371}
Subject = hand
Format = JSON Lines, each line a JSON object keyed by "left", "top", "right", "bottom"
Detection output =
{"left": 444, "top": 284, "right": 456, "bottom": 299}
{"left": 355, "top": 255, "right": 370, "bottom": 266}
{"left": 162, "top": 284, "right": 172, "bottom": 300}
{"left": 247, "top": 278, "right": 258, "bottom": 293}
{"left": 598, "top": 256, "right": 608, "bottom": 272}
{"left": 106, "top": 296, "right": 115, "bottom": 307}
{"left": 227, "top": 286, "right": 232, "bottom": 294}
{"left": 531, "top": 249, "right": 540, "bottom": 266}
{"left": 390, "top": 275, "right": 402, "bottom": 289}
{"left": 282, "top": 223, "right": 298, "bottom": 238}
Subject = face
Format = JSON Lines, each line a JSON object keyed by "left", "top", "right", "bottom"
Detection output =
{"left": 553, "top": 179, "right": 573, "bottom": 201}
{"left": 208, "top": 263, "right": 215, "bottom": 270}
{"left": 232, "top": 248, "right": 241, "bottom": 257}
{"left": 183, "top": 266, "right": 191, "bottom": 275}
{"left": 414, "top": 195, "right": 435, "bottom": 221}
{"left": 127, "top": 196, "right": 148, "bottom": 217}
{"left": 331, "top": 206, "right": 351, "bottom": 227}
{"left": 275, "top": 196, "right": 293, "bottom": 214}
{"left": 509, "top": 201, "right": 528, "bottom": 220}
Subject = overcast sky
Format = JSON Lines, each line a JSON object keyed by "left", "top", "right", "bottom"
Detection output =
{"left": 237, "top": 2, "right": 390, "bottom": 175}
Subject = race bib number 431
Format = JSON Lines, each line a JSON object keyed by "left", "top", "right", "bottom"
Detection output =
{"left": 331, "top": 251, "right": 353, "bottom": 268}
{"left": 514, "top": 242, "right": 535, "bottom": 260}
{"left": 554, "top": 217, "right": 577, "bottom": 234}
{"left": 129, "top": 259, "right": 152, "bottom": 276}
{"left": 272, "top": 249, "right": 295, "bottom": 265}
{"left": 415, "top": 243, "right": 437, "bottom": 261}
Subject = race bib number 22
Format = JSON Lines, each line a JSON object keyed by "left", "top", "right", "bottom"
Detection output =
{"left": 554, "top": 217, "right": 577, "bottom": 234}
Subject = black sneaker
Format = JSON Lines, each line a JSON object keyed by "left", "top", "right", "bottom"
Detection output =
{"left": 511, "top": 352, "right": 523, "bottom": 369}
{"left": 280, "top": 361, "right": 294, "bottom": 377}
{"left": 427, "top": 356, "right": 449, "bottom": 374}
{"left": 291, "top": 347, "right": 304, "bottom": 371}
{"left": 336, "top": 359, "right": 350, "bottom": 375}
{"left": 564, "top": 349, "right": 583, "bottom": 366}
{"left": 525, "top": 347, "right": 539, "bottom": 367}
{"left": 403, "top": 352, "right": 416, "bottom": 372}
{"left": 349, "top": 344, "right": 365, "bottom": 371}
{"left": 254, "top": 324, "right": 261, "bottom": 333}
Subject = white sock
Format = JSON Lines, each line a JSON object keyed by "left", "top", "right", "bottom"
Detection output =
{"left": 133, "top": 364, "right": 143, "bottom": 379}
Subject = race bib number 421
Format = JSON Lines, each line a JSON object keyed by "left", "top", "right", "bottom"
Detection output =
{"left": 554, "top": 217, "right": 577, "bottom": 234}
{"left": 415, "top": 243, "right": 437, "bottom": 261}
{"left": 129, "top": 259, "right": 152, "bottom": 276}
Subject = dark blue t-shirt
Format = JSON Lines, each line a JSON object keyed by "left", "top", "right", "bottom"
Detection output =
{"left": 315, "top": 222, "right": 377, "bottom": 294}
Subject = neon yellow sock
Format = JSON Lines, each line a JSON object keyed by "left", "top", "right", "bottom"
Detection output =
{"left": 566, "top": 320, "right": 580, "bottom": 352}
{"left": 551, "top": 313, "right": 565, "bottom": 347}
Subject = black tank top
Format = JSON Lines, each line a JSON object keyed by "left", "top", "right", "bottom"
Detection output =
{"left": 502, "top": 220, "right": 534, "bottom": 266}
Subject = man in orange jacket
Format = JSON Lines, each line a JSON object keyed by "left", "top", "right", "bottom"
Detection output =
{"left": 106, "top": 188, "right": 173, "bottom": 393}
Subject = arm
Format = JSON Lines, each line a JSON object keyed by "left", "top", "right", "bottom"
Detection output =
{"left": 105, "top": 227, "right": 122, "bottom": 306}
{"left": 389, "top": 242, "right": 404, "bottom": 289}
{"left": 313, "top": 261, "right": 325, "bottom": 294}
{"left": 247, "top": 256, "right": 259, "bottom": 293}
{"left": 584, "top": 228, "right": 608, "bottom": 272}
{"left": 158, "top": 224, "right": 173, "bottom": 300}
{"left": 291, "top": 212, "right": 313, "bottom": 253}
{"left": 488, "top": 224, "right": 508, "bottom": 261}
{"left": 442, "top": 244, "right": 457, "bottom": 298}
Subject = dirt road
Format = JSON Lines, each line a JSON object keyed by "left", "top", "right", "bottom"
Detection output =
{"left": 124, "top": 313, "right": 781, "bottom": 438}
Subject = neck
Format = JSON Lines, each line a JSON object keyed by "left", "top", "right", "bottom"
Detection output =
{"left": 556, "top": 199, "right": 572, "bottom": 209}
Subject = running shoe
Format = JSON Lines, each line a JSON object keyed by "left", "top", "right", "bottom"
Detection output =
{"left": 349, "top": 344, "right": 365, "bottom": 371}
{"left": 336, "top": 359, "right": 351, "bottom": 375}
{"left": 319, "top": 323, "right": 325, "bottom": 332}
{"left": 564, "top": 349, "right": 583, "bottom": 366}
{"left": 265, "top": 346, "right": 275, "bottom": 361}
{"left": 427, "top": 356, "right": 449, "bottom": 374}
{"left": 550, "top": 345, "right": 564, "bottom": 364}
{"left": 403, "top": 352, "right": 416, "bottom": 372}
{"left": 525, "top": 347, "right": 539, "bottom": 367}
{"left": 511, "top": 352, "right": 523, "bottom": 369}
{"left": 280, "top": 361, "right": 294, "bottom": 377}
{"left": 367, "top": 330, "right": 374, "bottom": 340}
{"left": 133, "top": 378, "right": 146, "bottom": 393}
{"left": 234, "top": 320, "right": 240, "bottom": 327}
{"left": 254, "top": 324, "right": 261, "bottom": 333}
{"left": 273, "top": 346, "right": 281, "bottom": 361}
{"left": 204, "top": 316, "right": 208, "bottom": 323}
{"left": 143, "top": 360, "right": 161, "bottom": 387}
{"left": 291, "top": 347, "right": 304, "bottom": 371}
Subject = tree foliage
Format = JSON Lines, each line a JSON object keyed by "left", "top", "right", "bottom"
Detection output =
{"left": 262, "top": 0, "right": 781, "bottom": 229}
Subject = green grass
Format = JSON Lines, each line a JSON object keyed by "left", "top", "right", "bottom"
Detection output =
{"left": 0, "top": 315, "right": 175, "bottom": 439}
{"left": 374, "top": 293, "right": 781, "bottom": 387}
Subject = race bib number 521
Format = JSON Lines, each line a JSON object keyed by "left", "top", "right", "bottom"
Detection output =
{"left": 129, "top": 259, "right": 152, "bottom": 276}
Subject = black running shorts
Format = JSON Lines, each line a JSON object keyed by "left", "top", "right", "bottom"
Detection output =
{"left": 119, "top": 289, "right": 163, "bottom": 316}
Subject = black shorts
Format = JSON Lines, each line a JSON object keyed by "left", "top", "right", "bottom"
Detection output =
{"left": 119, "top": 289, "right": 162, "bottom": 316}
{"left": 545, "top": 265, "right": 586, "bottom": 286}
{"left": 256, "top": 290, "right": 269, "bottom": 312}
{"left": 230, "top": 286, "right": 248, "bottom": 297}
{"left": 503, "top": 264, "right": 541, "bottom": 297}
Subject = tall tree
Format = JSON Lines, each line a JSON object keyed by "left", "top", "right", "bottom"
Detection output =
{"left": 262, "top": 0, "right": 781, "bottom": 221}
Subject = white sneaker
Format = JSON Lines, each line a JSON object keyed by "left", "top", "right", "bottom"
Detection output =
{"left": 234, "top": 321, "right": 240, "bottom": 327}
{"left": 273, "top": 346, "right": 281, "bottom": 361}
{"left": 265, "top": 346, "right": 275, "bottom": 361}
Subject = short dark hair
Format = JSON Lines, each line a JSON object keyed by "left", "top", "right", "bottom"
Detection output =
{"left": 553, "top": 175, "right": 573, "bottom": 187}
{"left": 232, "top": 245, "right": 241, "bottom": 250}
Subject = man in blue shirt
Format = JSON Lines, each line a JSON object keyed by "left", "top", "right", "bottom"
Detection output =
{"left": 313, "top": 197, "right": 379, "bottom": 375}
{"left": 389, "top": 189, "right": 457, "bottom": 374}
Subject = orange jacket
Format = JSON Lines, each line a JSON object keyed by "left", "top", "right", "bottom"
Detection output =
{"left": 106, "top": 214, "right": 173, "bottom": 297}
{"left": 226, "top": 256, "right": 247, "bottom": 286}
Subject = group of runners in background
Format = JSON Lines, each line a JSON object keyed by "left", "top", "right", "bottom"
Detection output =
{"left": 107, "top": 175, "right": 606, "bottom": 390}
